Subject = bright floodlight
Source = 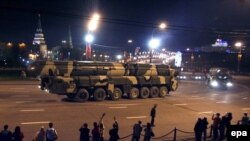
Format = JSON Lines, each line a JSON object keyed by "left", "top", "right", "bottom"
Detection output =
{"left": 85, "top": 33, "right": 94, "bottom": 43}
{"left": 88, "top": 13, "right": 100, "bottom": 31}
{"left": 235, "top": 42, "right": 242, "bottom": 47}
{"left": 159, "top": 23, "right": 167, "bottom": 29}
{"left": 116, "top": 55, "right": 122, "bottom": 60}
{"left": 128, "top": 39, "right": 133, "bottom": 43}
{"left": 149, "top": 38, "right": 160, "bottom": 49}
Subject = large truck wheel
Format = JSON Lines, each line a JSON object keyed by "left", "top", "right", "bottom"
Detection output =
{"left": 150, "top": 86, "right": 159, "bottom": 98}
{"left": 76, "top": 89, "right": 89, "bottom": 102}
{"left": 93, "top": 88, "right": 106, "bottom": 101}
{"left": 110, "top": 87, "right": 122, "bottom": 101}
{"left": 140, "top": 87, "right": 150, "bottom": 99}
{"left": 159, "top": 86, "right": 168, "bottom": 97}
{"left": 128, "top": 87, "right": 139, "bottom": 99}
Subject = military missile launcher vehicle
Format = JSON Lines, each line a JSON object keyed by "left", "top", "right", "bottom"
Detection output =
{"left": 27, "top": 61, "right": 178, "bottom": 102}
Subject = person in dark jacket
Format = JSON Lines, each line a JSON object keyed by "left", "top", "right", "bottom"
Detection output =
{"left": 132, "top": 120, "right": 143, "bottom": 141}
{"left": 212, "top": 113, "right": 221, "bottom": 140}
{"left": 109, "top": 117, "right": 119, "bottom": 141}
{"left": 143, "top": 123, "right": 154, "bottom": 141}
{"left": 45, "top": 122, "right": 58, "bottom": 141}
{"left": 194, "top": 118, "right": 203, "bottom": 141}
{"left": 92, "top": 122, "right": 100, "bottom": 141}
{"left": 225, "top": 112, "right": 232, "bottom": 137}
{"left": 12, "top": 126, "right": 24, "bottom": 141}
{"left": 33, "top": 126, "right": 45, "bottom": 141}
{"left": 150, "top": 104, "right": 157, "bottom": 126}
{"left": 219, "top": 116, "right": 227, "bottom": 141}
{"left": 0, "top": 124, "right": 12, "bottom": 141}
{"left": 202, "top": 117, "right": 209, "bottom": 141}
{"left": 79, "top": 123, "right": 90, "bottom": 141}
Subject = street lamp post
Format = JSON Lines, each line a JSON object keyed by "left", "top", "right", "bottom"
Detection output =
{"left": 148, "top": 38, "right": 160, "bottom": 63}
{"left": 148, "top": 22, "right": 166, "bottom": 63}
{"left": 85, "top": 13, "right": 100, "bottom": 60}
{"left": 235, "top": 42, "right": 243, "bottom": 74}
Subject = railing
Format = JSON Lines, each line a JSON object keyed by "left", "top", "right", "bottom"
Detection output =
{"left": 116, "top": 126, "right": 213, "bottom": 141}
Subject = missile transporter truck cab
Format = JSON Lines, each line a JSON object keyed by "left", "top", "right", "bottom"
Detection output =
{"left": 28, "top": 61, "right": 178, "bottom": 102}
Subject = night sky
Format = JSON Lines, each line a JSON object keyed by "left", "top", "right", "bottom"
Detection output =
{"left": 0, "top": 0, "right": 250, "bottom": 52}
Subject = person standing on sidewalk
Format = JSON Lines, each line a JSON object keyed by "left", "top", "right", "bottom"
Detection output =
{"left": 45, "top": 122, "right": 58, "bottom": 141}
{"left": 150, "top": 104, "right": 157, "bottom": 126}
{"left": 79, "top": 123, "right": 90, "bottom": 141}
{"left": 132, "top": 120, "right": 143, "bottom": 141}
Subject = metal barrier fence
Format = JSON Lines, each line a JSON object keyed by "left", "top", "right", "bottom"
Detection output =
{"left": 117, "top": 126, "right": 213, "bottom": 141}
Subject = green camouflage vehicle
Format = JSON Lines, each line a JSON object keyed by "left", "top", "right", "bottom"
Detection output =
{"left": 27, "top": 61, "right": 178, "bottom": 102}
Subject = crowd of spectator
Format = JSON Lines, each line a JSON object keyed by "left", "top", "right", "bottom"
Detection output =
{"left": 194, "top": 112, "right": 249, "bottom": 141}
{"left": 0, "top": 105, "right": 157, "bottom": 141}
{"left": 1, "top": 106, "right": 249, "bottom": 141}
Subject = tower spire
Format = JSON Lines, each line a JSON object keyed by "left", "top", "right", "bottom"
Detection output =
{"left": 33, "top": 14, "right": 47, "bottom": 59}
{"left": 37, "top": 14, "right": 43, "bottom": 33}
{"left": 68, "top": 25, "right": 73, "bottom": 48}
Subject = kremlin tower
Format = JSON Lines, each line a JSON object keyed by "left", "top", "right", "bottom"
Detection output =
{"left": 33, "top": 14, "right": 47, "bottom": 59}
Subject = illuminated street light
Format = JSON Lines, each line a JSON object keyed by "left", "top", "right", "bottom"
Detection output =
{"left": 235, "top": 42, "right": 243, "bottom": 74}
{"left": 7, "top": 42, "right": 13, "bottom": 47}
{"left": 128, "top": 39, "right": 133, "bottom": 43}
{"left": 88, "top": 13, "right": 100, "bottom": 32}
{"left": 85, "top": 33, "right": 94, "bottom": 43}
{"left": 116, "top": 55, "right": 122, "bottom": 61}
{"left": 235, "top": 42, "right": 242, "bottom": 47}
{"left": 148, "top": 38, "right": 160, "bottom": 63}
{"left": 85, "top": 13, "right": 100, "bottom": 61}
{"left": 149, "top": 38, "right": 160, "bottom": 49}
{"left": 152, "top": 22, "right": 167, "bottom": 38}
{"left": 19, "top": 43, "right": 26, "bottom": 48}
{"left": 148, "top": 22, "right": 166, "bottom": 63}
{"left": 159, "top": 23, "right": 167, "bottom": 29}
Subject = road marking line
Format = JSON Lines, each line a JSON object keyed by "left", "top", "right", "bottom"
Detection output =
{"left": 109, "top": 107, "right": 127, "bottom": 109}
{"left": 216, "top": 101, "right": 227, "bottom": 104}
{"left": 173, "top": 103, "right": 187, "bottom": 106}
{"left": 21, "top": 121, "right": 50, "bottom": 125}
{"left": 15, "top": 101, "right": 32, "bottom": 104}
{"left": 113, "top": 104, "right": 139, "bottom": 106}
{"left": 242, "top": 108, "right": 250, "bottom": 111}
{"left": 189, "top": 97, "right": 203, "bottom": 99}
{"left": 13, "top": 91, "right": 30, "bottom": 93}
{"left": 10, "top": 88, "right": 25, "bottom": 90}
{"left": 20, "top": 109, "right": 45, "bottom": 112}
{"left": 126, "top": 116, "right": 147, "bottom": 119}
{"left": 198, "top": 111, "right": 213, "bottom": 114}
{"left": 242, "top": 97, "right": 248, "bottom": 100}
{"left": 11, "top": 95, "right": 30, "bottom": 98}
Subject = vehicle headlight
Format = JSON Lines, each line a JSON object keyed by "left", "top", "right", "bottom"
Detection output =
{"left": 211, "top": 80, "right": 219, "bottom": 87}
{"left": 183, "top": 76, "right": 186, "bottom": 79}
{"left": 226, "top": 82, "right": 233, "bottom": 87}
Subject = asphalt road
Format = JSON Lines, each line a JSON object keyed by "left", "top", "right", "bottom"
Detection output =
{"left": 0, "top": 76, "right": 250, "bottom": 141}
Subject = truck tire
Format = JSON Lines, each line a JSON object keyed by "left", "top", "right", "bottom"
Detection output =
{"left": 76, "top": 89, "right": 89, "bottom": 102}
{"left": 93, "top": 88, "right": 106, "bottom": 101}
{"left": 140, "top": 87, "right": 150, "bottom": 99}
{"left": 128, "top": 87, "right": 139, "bottom": 99}
{"left": 110, "top": 87, "right": 122, "bottom": 101}
{"left": 159, "top": 86, "right": 168, "bottom": 97}
{"left": 150, "top": 86, "right": 159, "bottom": 98}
